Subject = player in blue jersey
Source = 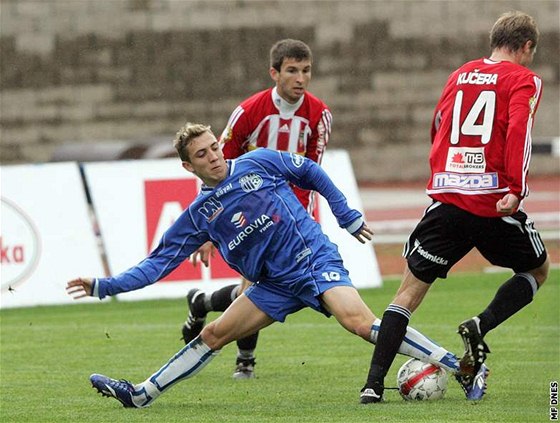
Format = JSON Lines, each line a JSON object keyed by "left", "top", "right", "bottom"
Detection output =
{"left": 66, "top": 122, "right": 482, "bottom": 408}
{"left": 182, "top": 39, "right": 331, "bottom": 380}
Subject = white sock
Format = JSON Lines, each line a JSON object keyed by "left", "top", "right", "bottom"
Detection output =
{"left": 370, "top": 318, "right": 459, "bottom": 373}
{"left": 237, "top": 349, "right": 255, "bottom": 360}
{"left": 133, "top": 337, "right": 220, "bottom": 406}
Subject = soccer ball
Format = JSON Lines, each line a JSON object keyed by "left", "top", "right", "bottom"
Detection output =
{"left": 397, "top": 358, "right": 448, "bottom": 401}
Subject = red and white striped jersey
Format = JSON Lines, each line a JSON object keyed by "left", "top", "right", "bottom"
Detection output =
{"left": 219, "top": 87, "right": 332, "bottom": 213}
{"left": 426, "top": 57, "right": 542, "bottom": 217}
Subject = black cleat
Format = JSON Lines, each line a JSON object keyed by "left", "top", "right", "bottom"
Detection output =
{"left": 181, "top": 289, "right": 207, "bottom": 344}
{"left": 359, "top": 382, "right": 384, "bottom": 404}
{"left": 457, "top": 318, "right": 490, "bottom": 386}
{"left": 232, "top": 357, "right": 256, "bottom": 379}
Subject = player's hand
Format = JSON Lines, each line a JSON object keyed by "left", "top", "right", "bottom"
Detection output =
{"left": 352, "top": 222, "right": 374, "bottom": 244}
{"left": 191, "top": 241, "right": 215, "bottom": 267}
{"left": 66, "top": 277, "right": 94, "bottom": 299}
{"left": 496, "top": 193, "right": 520, "bottom": 215}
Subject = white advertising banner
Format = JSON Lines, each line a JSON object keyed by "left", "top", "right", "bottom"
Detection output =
{"left": 0, "top": 163, "right": 106, "bottom": 308}
{"left": 83, "top": 150, "right": 381, "bottom": 302}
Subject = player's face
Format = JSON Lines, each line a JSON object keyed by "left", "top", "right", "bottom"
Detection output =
{"left": 270, "top": 57, "right": 312, "bottom": 104}
{"left": 182, "top": 132, "right": 228, "bottom": 187}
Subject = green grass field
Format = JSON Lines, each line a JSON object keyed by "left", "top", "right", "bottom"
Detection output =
{"left": 1, "top": 270, "right": 558, "bottom": 422}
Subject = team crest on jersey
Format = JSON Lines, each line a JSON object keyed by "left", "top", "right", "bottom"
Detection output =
{"left": 197, "top": 197, "right": 224, "bottom": 222}
{"left": 221, "top": 125, "right": 233, "bottom": 143}
{"left": 445, "top": 147, "right": 486, "bottom": 173}
{"left": 529, "top": 96, "right": 537, "bottom": 116}
{"left": 291, "top": 153, "right": 305, "bottom": 168}
{"left": 239, "top": 173, "right": 263, "bottom": 192}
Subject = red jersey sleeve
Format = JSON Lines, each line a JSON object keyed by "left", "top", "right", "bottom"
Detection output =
{"left": 504, "top": 73, "right": 542, "bottom": 199}
{"left": 306, "top": 107, "right": 332, "bottom": 165}
{"left": 295, "top": 103, "right": 332, "bottom": 214}
{"left": 220, "top": 105, "right": 251, "bottom": 159}
{"left": 431, "top": 73, "right": 457, "bottom": 144}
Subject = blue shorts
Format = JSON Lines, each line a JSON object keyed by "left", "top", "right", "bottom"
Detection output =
{"left": 244, "top": 262, "right": 354, "bottom": 322}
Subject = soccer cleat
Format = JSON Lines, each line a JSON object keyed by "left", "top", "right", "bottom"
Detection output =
{"left": 457, "top": 318, "right": 490, "bottom": 385}
{"left": 456, "top": 363, "right": 489, "bottom": 401}
{"left": 90, "top": 373, "right": 146, "bottom": 408}
{"left": 359, "top": 383, "right": 384, "bottom": 404}
{"left": 181, "top": 289, "right": 207, "bottom": 344}
{"left": 232, "top": 357, "right": 256, "bottom": 379}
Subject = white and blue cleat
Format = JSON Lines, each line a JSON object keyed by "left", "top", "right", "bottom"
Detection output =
{"left": 90, "top": 373, "right": 150, "bottom": 408}
{"left": 456, "top": 363, "right": 490, "bottom": 401}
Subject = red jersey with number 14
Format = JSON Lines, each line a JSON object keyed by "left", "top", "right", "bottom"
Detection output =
{"left": 219, "top": 87, "right": 332, "bottom": 213}
{"left": 426, "top": 58, "right": 542, "bottom": 217}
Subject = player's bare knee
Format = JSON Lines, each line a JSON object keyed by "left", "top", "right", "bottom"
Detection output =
{"left": 356, "top": 322, "right": 374, "bottom": 341}
{"left": 343, "top": 316, "right": 373, "bottom": 340}
{"left": 531, "top": 256, "right": 550, "bottom": 286}
{"left": 200, "top": 324, "right": 224, "bottom": 350}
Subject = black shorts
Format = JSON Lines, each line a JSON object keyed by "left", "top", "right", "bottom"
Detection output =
{"left": 404, "top": 202, "right": 548, "bottom": 283}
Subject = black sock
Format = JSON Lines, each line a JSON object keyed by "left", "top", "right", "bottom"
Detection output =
{"left": 209, "top": 284, "right": 239, "bottom": 312}
{"left": 478, "top": 273, "right": 538, "bottom": 337}
{"left": 365, "top": 306, "right": 410, "bottom": 388}
{"left": 237, "top": 331, "right": 259, "bottom": 354}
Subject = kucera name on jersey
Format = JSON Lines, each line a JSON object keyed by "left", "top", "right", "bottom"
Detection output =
{"left": 228, "top": 214, "right": 274, "bottom": 250}
{"left": 457, "top": 71, "right": 498, "bottom": 85}
{"left": 433, "top": 172, "right": 498, "bottom": 190}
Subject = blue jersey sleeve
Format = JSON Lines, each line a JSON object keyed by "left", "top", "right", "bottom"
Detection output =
{"left": 94, "top": 209, "right": 209, "bottom": 299}
{"left": 242, "top": 149, "right": 363, "bottom": 231}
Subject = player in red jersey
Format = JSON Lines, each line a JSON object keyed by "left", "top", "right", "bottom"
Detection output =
{"left": 360, "top": 11, "right": 549, "bottom": 404}
{"left": 181, "top": 39, "right": 333, "bottom": 379}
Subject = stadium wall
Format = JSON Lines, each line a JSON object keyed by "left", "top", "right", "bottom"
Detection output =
{"left": 1, "top": 0, "right": 559, "bottom": 181}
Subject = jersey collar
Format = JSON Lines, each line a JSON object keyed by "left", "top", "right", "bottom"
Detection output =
{"left": 271, "top": 87, "right": 304, "bottom": 118}
{"left": 200, "top": 160, "right": 234, "bottom": 194}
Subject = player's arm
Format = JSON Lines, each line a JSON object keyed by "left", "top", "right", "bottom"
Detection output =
{"left": 351, "top": 221, "right": 373, "bottom": 244}
{"left": 293, "top": 107, "right": 332, "bottom": 212}
{"left": 430, "top": 76, "right": 455, "bottom": 143}
{"left": 220, "top": 105, "right": 252, "bottom": 159}
{"left": 66, "top": 210, "right": 208, "bottom": 300}
{"left": 496, "top": 193, "right": 520, "bottom": 215}
{"left": 305, "top": 108, "right": 332, "bottom": 164}
{"left": 66, "top": 277, "right": 95, "bottom": 298}
{"left": 190, "top": 241, "right": 215, "bottom": 267}
{"left": 296, "top": 157, "right": 368, "bottom": 239}
{"left": 255, "top": 150, "right": 368, "bottom": 237}
{"left": 503, "top": 74, "right": 542, "bottom": 203}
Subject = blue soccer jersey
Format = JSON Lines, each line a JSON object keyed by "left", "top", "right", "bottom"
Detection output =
{"left": 94, "top": 149, "right": 363, "bottom": 299}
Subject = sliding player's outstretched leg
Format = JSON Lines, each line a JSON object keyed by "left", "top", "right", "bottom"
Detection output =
{"left": 91, "top": 336, "right": 220, "bottom": 408}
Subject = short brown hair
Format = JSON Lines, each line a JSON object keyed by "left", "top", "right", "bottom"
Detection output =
{"left": 490, "top": 11, "right": 539, "bottom": 52}
{"left": 173, "top": 122, "right": 213, "bottom": 162}
{"left": 269, "top": 39, "right": 312, "bottom": 71}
